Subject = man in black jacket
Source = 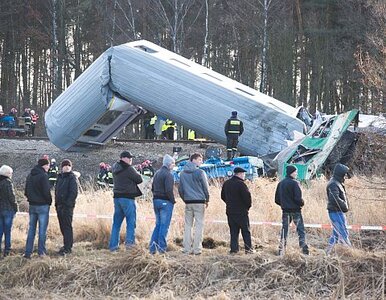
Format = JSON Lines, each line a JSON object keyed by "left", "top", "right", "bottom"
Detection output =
{"left": 109, "top": 151, "right": 143, "bottom": 251}
{"left": 221, "top": 167, "right": 253, "bottom": 254}
{"left": 326, "top": 163, "right": 351, "bottom": 254}
{"left": 55, "top": 159, "right": 78, "bottom": 256}
{"left": 24, "top": 158, "right": 52, "bottom": 258}
{"left": 275, "top": 165, "right": 309, "bottom": 255}
{"left": 149, "top": 154, "right": 175, "bottom": 254}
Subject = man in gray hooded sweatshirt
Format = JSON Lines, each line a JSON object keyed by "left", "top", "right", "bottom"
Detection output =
{"left": 178, "top": 153, "right": 209, "bottom": 255}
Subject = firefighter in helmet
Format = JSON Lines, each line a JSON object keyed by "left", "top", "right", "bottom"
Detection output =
{"left": 224, "top": 111, "right": 244, "bottom": 160}
{"left": 106, "top": 164, "right": 114, "bottom": 188}
{"left": 97, "top": 162, "right": 108, "bottom": 187}
{"left": 48, "top": 158, "right": 59, "bottom": 188}
{"left": 30, "top": 109, "right": 39, "bottom": 136}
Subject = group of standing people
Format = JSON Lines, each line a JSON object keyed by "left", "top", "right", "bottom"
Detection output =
{"left": 110, "top": 149, "right": 352, "bottom": 256}
{"left": 0, "top": 106, "right": 39, "bottom": 136}
{"left": 0, "top": 158, "right": 78, "bottom": 258}
{"left": 109, "top": 151, "right": 212, "bottom": 255}
{"left": 275, "top": 163, "right": 352, "bottom": 255}
{"left": 0, "top": 150, "right": 352, "bottom": 258}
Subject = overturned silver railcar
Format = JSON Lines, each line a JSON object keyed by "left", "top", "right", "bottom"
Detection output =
{"left": 45, "top": 40, "right": 305, "bottom": 154}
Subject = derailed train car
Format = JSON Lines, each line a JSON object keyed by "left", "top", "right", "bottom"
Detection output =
{"left": 45, "top": 40, "right": 306, "bottom": 155}
{"left": 45, "top": 40, "right": 361, "bottom": 180}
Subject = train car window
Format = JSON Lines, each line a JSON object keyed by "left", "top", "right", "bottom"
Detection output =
{"left": 83, "top": 129, "right": 102, "bottom": 137}
{"left": 134, "top": 45, "right": 158, "bottom": 53}
{"left": 170, "top": 58, "right": 191, "bottom": 67}
{"left": 97, "top": 110, "right": 123, "bottom": 125}
{"left": 235, "top": 87, "right": 255, "bottom": 96}
{"left": 203, "top": 73, "right": 222, "bottom": 81}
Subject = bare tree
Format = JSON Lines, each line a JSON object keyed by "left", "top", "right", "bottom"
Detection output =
{"left": 150, "top": 0, "right": 202, "bottom": 53}
{"left": 202, "top": 0, "right": 209, "bottom": 66}
{"left": 259, "top": 0, "right": 273, "bottom": 93}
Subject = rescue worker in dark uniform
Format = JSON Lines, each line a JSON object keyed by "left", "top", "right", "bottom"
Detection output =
{"left": 106, "top": 164, "right": 114, "bottom": 188}
{"left": 224, "top": 111, "right": 244, "bottom": 160}
{"left": 22, "top": 108, "right": 32, "bottom": 136}
{"left": 165, "top": 119, "right": 175, "bottom": 140}
{"left": 97, "top": 162, "right": 108, "bottom": 188}
{"left": 149, "top": 115, "right": 157, "bottom": 139}
{"left": 48, "top": 158, "right": 59, "bottom": 189}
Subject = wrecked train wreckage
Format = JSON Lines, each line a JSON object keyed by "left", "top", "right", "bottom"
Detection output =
{"left": 45, "top": 40, "right": 358, "bottom": 181}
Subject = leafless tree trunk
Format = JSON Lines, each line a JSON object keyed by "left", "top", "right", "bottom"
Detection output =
{"left": 202, "top": 0, "right": 209, "bottom": 66}
{"left": 259, "top": 0, "right": 270, "bottom": 93}
{"left": 51, "top": 0, "right": 60, "bottom": 101}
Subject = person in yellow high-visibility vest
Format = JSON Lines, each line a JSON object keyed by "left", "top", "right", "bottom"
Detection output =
{"left": 187, "top": 129, "right": 195, "bottom": 140}
{"left": 165, "top": 119, "right": 175, "bottom": 140}
{"left": 149, "top": 115, "right": 157, "bottom": 139}
{"left": 224, "top": 111, "right": 244, "bottom": 160}
{"left": 161, "top": 121, "right": 168, "bottom": 139}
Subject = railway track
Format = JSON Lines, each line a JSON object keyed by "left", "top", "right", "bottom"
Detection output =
{"left": 0, "top": 136, "right": 217, "bottom": 144}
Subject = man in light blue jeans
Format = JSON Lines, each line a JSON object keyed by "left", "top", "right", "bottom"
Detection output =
{"left": 24, "top": 158, "right": 52, "bottom": 258}
{"left": 109, "top": 198, "right": 136, "bottom": 250}
{"left": 149, "top": 155, "right": 175, "bottom": 254}
{"left": 25, "top": 205, "right": 50, "bottom": 257}
{"left": 327, "top": 211, "right": 351, "bottom": 247}
{"left": 149, "top": 199, "right": 174, "bottom": 253}
{"left": 109, "top": 151, "right": 143, "bottom": 251}
{"left": 326, "top": 163, "right": 352, "bottom": 254}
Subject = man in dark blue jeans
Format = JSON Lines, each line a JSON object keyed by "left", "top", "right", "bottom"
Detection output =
{"left": 275, "top": 165, "right": 309, "bottom": 256}
{"left": 109, "top": 151, "right": 143, "bottom": 251}
{"left": 149, "top": 154, "right": 175, "bottom": 254}
{"left": 0, "top": 165, "right": 18, "bottom": 257}
{"left": 24, "top": 158, "right": 52, "bottom": 258}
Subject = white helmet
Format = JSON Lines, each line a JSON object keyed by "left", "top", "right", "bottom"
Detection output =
{"left": 30, "top": 110, "right": 35, "bottom": 114}
{"left": 51, "top": 158, "right": 56, "bottom": 163}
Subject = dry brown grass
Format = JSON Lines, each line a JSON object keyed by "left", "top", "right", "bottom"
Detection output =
{"left": 1, "top": 176, "right": 385, "bottom": 299}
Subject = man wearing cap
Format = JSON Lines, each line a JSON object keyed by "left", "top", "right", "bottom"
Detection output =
{"left": 224, "top": 111, "right": 244, "bottom": 160}
{"left": 149, "top": 154, "right": 175, "bottom": 254}
{"left": 109, "top": 151, "right": 143, "bottom": 251}
{"left": 221, "top": 167, "right": 253, "bottom": 254}
{"left": 24, "top": 158, "right": 52, "bottom": 258}
{"left": 326, "top": 163, "right": 352, "bottom": 254}
{"left": 178, "top": 153, "right": 209, "bottom": 255}
{"left": 55, "top": 159, "right": 78, "bottom": 256}
{"left": 275, "top": 165, "right": 309, "bottom": 255}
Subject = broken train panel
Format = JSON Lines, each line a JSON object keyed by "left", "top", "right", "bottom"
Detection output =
{"left": 275, "top": 109, "right": 359, "bottom": 180}
{"left": 45, "top": 40, "right": 305, "bottom": 155}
